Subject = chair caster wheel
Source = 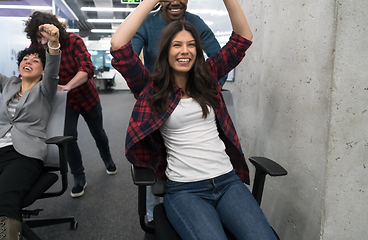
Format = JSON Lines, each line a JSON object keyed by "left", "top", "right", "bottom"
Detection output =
{"left": 70, "top": 221, "right": 78, "bottom": 230}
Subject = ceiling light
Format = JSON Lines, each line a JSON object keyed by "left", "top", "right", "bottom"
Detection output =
{"left": 87, "top": 19, "right": 125, "bottom": 23}
{"left": 189, "top": 9, "right": 227, "bottom": 16}
{"left": 0, "top": 5, "right": 52, "bottom": 10}
{"left": 67, "top": 29, "right": 79, "bottom": 33}
{"left": 81, "top": 7, "right": 134, "bottom": 12}
{"left": 91, "top": 29, "right": 116, "bottom": 33}
{"left": 98, "top": 38, "right": 112, "bottom": 43}
{"left": 61, "top": 0, "right": 79, "bottom": 21}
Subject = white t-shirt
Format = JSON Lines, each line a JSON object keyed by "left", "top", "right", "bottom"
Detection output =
{"left": 159, "top": 98, "right": 233, "bottom": 182}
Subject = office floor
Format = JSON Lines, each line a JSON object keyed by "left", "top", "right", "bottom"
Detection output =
{"left": 27, "top": 91, "right": 146, "bottom": 240}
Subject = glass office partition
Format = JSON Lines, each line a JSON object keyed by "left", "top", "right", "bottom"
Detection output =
{"left": 89, "top": 50, "right": 111, "bottom": 72}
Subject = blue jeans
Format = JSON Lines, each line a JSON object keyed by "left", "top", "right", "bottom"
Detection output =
{"left": 163, "top": 170, "right": 277, "bottom": 240}
{"left": 64, "top": 100, "right": 112, "bottom": 177}
{"left": 147, "top": 186, "right": 161, "bottom": 221}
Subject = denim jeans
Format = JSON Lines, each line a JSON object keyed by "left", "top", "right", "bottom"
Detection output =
{"left": 163, "top": 170, "right": 277, "bottom": 240}
{"left": 147, "top": 186, "right": 161, "bottom": 221}
{"left": 64, "top": 100, "right": 112, "bottom": 177}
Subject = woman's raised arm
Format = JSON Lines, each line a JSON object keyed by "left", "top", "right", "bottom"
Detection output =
{"left": 111, "top": 0, "right": 160, "bottom": 50}
{"left": 223, "top": 0, "right": 253, "bottom": 41}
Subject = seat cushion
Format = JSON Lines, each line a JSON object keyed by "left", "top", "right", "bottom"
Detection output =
{"left": 22, "top": 172, "right": 58, "bottom": 208}
{"left": 154, "top": 203, "right": 181, "bottom": 240}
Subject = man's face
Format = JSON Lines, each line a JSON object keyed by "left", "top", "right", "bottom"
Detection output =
{"left": 36, "top": 31, "right": 49, "bottom": 49}
{"left": 160, "top": 0, "right": 188, "bottom": 23}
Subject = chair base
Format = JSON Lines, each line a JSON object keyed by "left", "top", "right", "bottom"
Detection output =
{"left": 22, "top": 216, "right": 77, "bottom": 240}
{"left": 144, "top": 232, "right": 156, "bottom": 240}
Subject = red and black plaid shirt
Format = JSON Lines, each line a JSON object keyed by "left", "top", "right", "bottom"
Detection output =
{"left": 31, "top": 33, "right": 99, "bottom": 112}
{"left": 111, "top": 32, "right": 252, "bottom": 184}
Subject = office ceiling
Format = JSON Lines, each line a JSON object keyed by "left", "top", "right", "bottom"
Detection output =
{"left": 0, "top": 0, "right": 231, "bottom": 42}
{"left": 0, "top": 0, "right": 138, "bottom": 40}
{"left": 65, "top": 0, "right": 137, "bottom": 40}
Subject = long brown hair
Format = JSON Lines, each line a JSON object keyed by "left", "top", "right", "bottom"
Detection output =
{"left": 149, "top": 20, "right": 219, "bottom": 118}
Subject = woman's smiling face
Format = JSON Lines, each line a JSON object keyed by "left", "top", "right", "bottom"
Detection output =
{"left": 19, "top": 53, "right": 44, "bottom": 80}
{"left": 168, "top": 30, "right": 197, "bottom": 76}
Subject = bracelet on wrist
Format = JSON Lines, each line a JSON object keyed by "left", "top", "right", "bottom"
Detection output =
{"left": 47, "top": 42, "right": 60, "bottom": 50}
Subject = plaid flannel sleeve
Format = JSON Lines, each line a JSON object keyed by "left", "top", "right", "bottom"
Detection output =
{"left": 72, "top": 36, "right": 94, "bottom": 80}
{"left": 207, "top": 32, "right": 252, "bottom": 81}
{"left": 110, "top": 41, "right": 151, "bottom": 99}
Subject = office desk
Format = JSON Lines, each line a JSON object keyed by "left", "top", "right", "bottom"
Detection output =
{"left": 94, "top": 72, "right": 116, "bottom": 90}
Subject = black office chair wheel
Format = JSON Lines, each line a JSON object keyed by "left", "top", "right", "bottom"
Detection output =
{"left": 70, "top": 221, "right": 78, "bottom": 230}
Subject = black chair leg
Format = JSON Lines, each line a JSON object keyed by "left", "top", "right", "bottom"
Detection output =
{"left": 23, "top": 216, "right": 76, "bottom": 228}
{"left": 22, "top": 216, "right": 77, "bottom": 240}
{"left": 22, "top": 222, "right": 42, "bottom": 240}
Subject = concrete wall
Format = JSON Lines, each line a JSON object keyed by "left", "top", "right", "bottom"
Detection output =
{"left": 226, "top": 0, "right": 368, "bottom": 239}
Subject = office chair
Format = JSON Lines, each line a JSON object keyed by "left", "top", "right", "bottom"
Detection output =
{"left": 21, "top": 91, "right": 77, "bottom": 240}
{"left": 131, "top": 90, "right": 287, "bottom": 240}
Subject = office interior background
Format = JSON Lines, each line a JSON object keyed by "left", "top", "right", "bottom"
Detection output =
{"left": 0, "top": 0, "right": 367, "bottom": 239}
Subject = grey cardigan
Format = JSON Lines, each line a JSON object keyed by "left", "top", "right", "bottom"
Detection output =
{"left": 0, "top": 51, "right": 61, "bottom": 161}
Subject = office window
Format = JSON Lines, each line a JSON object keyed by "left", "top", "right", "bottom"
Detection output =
{"left": 89, "top": 50, "right": 111, "bottom": 72}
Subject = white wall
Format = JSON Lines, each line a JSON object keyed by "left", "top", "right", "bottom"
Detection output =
{"left": 225, "top": 0, "right": 368, "bottom": 239}
{"left": 0, "top": 17, "right": 29, "bottom": 77}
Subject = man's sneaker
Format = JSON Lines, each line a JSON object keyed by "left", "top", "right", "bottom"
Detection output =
{"left": 104, "top": 160, "right": 117, "bottom": 175}
{"left": 71, "top": 178, "right": 87, "bottom": 198}
{"left": 147, "top": 220, "right": 155, "bottom": 227}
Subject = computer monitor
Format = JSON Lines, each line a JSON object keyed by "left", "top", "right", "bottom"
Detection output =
{"left": 121, "top": 0, "right": 141, "bottom": 4}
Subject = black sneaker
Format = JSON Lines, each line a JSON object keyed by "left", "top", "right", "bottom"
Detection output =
{"left": 104, "top": 160, "right": 117, "bottom": 175}
{"left": 71, "top": 178, "right": 87, "bottom": 198}
{"left": 147, "top": 220, "right": 155, "bottom": 227}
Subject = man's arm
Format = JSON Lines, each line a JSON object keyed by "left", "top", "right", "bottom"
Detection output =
{"left": 58, "top": 34, "right": 93, "bottom": 91}
{"left": 132, "top": 25, "right": 146, "bottom": 55}
{"left": 58, "top": 71, "right": 88, "bottom": 91}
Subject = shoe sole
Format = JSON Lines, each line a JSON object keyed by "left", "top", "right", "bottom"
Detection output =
{"left": 106, "top": 169, "right": 117, "bottom": 175}
{"left": 71, "top": 182, "right": 87, "bottom": 198}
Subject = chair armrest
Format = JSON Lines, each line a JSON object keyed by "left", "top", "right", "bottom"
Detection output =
{"left": 249, "top": 157, "right": 287, "bottom": 177}
{"left": 131, "top": 165, "right": 156, "bottom": 186}
{"left": 131, "top": 165, "right": 156, "bottom": 234}
{"left": 249, "top": 157, "right": 287, "bottom": 206}
{"left": 45, "top": 136, "right": 73, "bottom": 145}
{"left": 41, "top": 136, "right": 73, "bottom": 199}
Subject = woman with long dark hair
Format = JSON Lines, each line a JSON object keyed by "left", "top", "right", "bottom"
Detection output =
{"left": 111, "top": 0, "right": 276, "bottom": 239}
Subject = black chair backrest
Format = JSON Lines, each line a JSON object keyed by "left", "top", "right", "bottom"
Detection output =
{"left": 22, "top": 91, "right": 68, "bottom": 207}
{"left": 44, "top": 91, "right": 67, "bottom": 168}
